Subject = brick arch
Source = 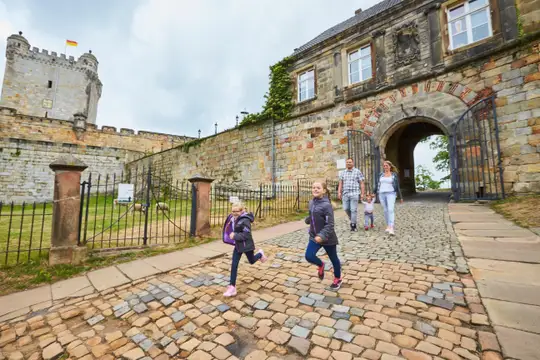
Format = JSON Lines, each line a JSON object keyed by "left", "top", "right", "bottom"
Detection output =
{"left": 360, "top": 80, "right": 479, "bottom": 135}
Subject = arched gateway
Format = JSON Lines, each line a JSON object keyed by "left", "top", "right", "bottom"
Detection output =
{"left": 348, "top": 84, "right": 504, "bottom": 201}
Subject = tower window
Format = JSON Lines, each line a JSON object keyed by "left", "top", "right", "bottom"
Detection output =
{"left": 47, "top": 81, "right": 53, "bottom": 88}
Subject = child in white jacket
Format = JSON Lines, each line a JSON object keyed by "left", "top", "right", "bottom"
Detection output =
{"left": 362, "top": 193, "right": 375, "bottom": 231}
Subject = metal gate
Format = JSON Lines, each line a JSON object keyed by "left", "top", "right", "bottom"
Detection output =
{"left": 78, "top": 167, "right": 193, "bottom": 250}
{"left": 347, "top": 130, "right": 380, "bottom": 194}
{"left": 451, "top": 96, "right": 504, "bottom": 201}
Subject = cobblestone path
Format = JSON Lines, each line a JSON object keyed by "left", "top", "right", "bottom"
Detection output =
{"left": 0, "top": 198, "right": 502, "bottom": 360}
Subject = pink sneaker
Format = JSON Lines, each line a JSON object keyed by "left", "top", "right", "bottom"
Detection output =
{"left": 223, "top": 285, "right": 237, "bottom": 297}
{"left": 257, "top": 249, "right": 268, "bottom": 263}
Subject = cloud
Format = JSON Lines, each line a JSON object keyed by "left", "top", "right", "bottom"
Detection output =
{"left": 0, "top": 0, "right": 448, "bottom": 179}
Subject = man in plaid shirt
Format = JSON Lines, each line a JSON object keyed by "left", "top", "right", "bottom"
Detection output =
{"left": 338, "top": 158, "right": 365, "bottom": 231}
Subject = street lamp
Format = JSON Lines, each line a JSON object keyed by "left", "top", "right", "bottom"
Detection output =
{"left": 198, "top": 129, "right": 201, "bottom": 138}
{"left": 236, "top": 115, "right": 239, "bottom": 127}
{"left": 215, "top": 122, "right": 218, "bottom": 134}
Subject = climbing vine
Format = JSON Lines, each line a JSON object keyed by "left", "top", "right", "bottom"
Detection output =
{"left": 516, "top": 6, "right": 524, "bottom": 38}
{"left": 240, "top": 56, "right": 296, "bottom": 126}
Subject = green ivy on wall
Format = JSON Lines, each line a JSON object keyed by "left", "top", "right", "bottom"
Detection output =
{"left": 516, "top": 6, "right": 524, "bottom": 38}
{"left": 240, "top": 56, "right": 296, "bottom": 126}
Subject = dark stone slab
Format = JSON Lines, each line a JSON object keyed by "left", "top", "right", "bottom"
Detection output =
{"left": 331, "top": 312, "right": 350, "bottom": 320}
{"left": 434, "top": 298, "right": 455, "bottom": 310}
{"left": 324, "top": 297, "right": 343, "bottom": 305}
{"left": 140, "top": 295, "right": 155, "bottom": 303}
{"left": 217, "top": 304, "right": 230, "bottom": 313}
{"left": 417, "top": 295, "right": 434, "bottom": 305}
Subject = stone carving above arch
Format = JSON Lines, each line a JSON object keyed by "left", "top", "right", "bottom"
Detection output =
{"left": 359, "top": 80, "right": 480, "bottom": 136}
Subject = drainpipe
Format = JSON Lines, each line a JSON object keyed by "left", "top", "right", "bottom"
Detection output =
{"left": 271, "top": 118, "right": 276, "bottom": 198}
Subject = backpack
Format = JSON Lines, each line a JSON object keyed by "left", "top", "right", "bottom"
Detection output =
{"left": 222, "top": 214, "right": 235, "bottom": 246}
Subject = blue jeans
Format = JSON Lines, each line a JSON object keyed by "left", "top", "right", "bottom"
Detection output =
{"left": 364, "top": 212, "right": 374, "bottom": 227}
{"left": 342, "top": 193, "right": 359, "bottom": 224}
{"left": 305, "top": 240, "right": 341, "bottom": 279}
{"left": 379, "top": 192, "right": 396, "bottom": 227}
{"left": 230, "top": 249, "right": 261, "bottom": 286}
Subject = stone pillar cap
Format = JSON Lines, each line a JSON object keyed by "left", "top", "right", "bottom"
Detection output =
{"left": 188, "top": 174, "right": 214, "bottom": 183}
{"left": 49, "top": 155, "right": 88, "bottom": 172}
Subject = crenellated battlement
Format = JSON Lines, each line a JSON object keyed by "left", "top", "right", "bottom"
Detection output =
{"left": 0, "top": 107, "right": 195, "bottom": 152}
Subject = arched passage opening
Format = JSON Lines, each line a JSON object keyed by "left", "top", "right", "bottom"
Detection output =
{"left": 380, "top": 117, "right": 449, "bottom": 196}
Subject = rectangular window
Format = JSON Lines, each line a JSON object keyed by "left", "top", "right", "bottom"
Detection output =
{"left": 348, "top": 45, "right": 372, "bottom": 85}
{"left": 298, "top": 69, "right": 315, "bottom": 102}
{"left": 47, "top": 80, "right": 53, "bottom": 88}
{"left": 447, "top": 0, "right": 492, "bottom": 50}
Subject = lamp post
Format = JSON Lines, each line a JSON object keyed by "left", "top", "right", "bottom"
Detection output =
{"left": 198, "top": 129, "right": 201, "bottom": 139}
{"left": 236, "top": 115, "right": 239, "bottom": 127}
{"left": 215, "top": 122, "right": 218, "bottom": 134}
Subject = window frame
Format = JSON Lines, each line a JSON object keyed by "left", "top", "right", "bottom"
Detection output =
{"left": 297, "top": 67, "right": 316, "bottom": 103}
{"left": 347, "top": 44, "right": 373, "bottom": 86}
{"left": 446, "top": 0, "right": 493, "bottom": 51}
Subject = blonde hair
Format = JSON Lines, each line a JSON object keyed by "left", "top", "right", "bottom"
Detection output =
{"left": 384, "top": 160, "right": 399, "bottom": 173}
{"left": 231, "top": 202, "right": 245, "bottom": 212}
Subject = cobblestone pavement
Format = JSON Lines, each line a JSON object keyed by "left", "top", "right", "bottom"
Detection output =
{"left": 268, "top": 200, "right": 469, "bottom": 273}
{"left": 0, "top": 200, "right": 502, "bottom": 360}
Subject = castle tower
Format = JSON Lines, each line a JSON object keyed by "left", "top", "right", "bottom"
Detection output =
{"left": 0, "top": 32, "right": 102, "bottom": 124}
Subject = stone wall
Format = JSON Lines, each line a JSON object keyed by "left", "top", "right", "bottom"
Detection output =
{"left": 0, "top": 138, "right": 134, "bottom": 203}
{"left": 0, "top": 110, "right": 193, "bottom": 203}
{"left": 128, "top": 38, "right": 540, "bottom": 194}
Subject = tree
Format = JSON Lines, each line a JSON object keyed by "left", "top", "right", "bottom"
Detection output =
{"left": 421, "top": 135, "right": 450, "bottom": 182}
{"left": 415, "top": 165, "right": 442, "bottom": 191}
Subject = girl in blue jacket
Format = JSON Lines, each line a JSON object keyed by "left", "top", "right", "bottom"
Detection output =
{"left": 305, "top": 180, "right": 343, "bottom": 291}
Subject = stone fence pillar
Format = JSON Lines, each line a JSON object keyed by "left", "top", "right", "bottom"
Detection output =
{"left": 188, "top": 175, "right": 214, "bottom": 237}
{"left": 49, "top": 155, "right": 88, "bottom": 266}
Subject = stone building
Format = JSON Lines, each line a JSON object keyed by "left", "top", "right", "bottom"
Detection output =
{"left": 130, "top": 0, "right": 539, "bottom": 200}
{"left": 0, "top": 32, "right": 102, "bottom": 124}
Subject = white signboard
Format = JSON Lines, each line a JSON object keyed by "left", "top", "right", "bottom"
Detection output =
{"left": 336, "top": 158, "right": 346, "bottom": 169}
{"left": 117, "top": 184, "right": 134, "bottom": 203}
{"left": 229, "top": 196, "right": 239, "bottom": 204}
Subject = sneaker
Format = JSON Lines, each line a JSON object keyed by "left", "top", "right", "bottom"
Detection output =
{"left": 318, "top": 262, "right": 325, "bottom": 281}
{"left": 223, "top": 285, "right": 237, "bottom": 297}
{"left": 371, "top": 224, "right": 375, "bottom": 229}
{"left": 351, "top": 223, "right": 358, "bottom": 232}
{"left": 257, "top": 249, "right": 268, "bottom": 263}
{"left": 388, "top": 227, "right": 395, "bottom": 236}
{"left": 364, "top": 226, "right": 369, "bottom": 231}
{"left": 385, "top": 227, "right": 390, "bottom": 233}
{"left": 329, "top": 277, "right": 343, "bottom": 291}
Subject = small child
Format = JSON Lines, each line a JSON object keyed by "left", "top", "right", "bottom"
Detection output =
{"left": 362, "top": 193, "right": 375, "bottom": 231}
{"left": 222, "top": 202, "right": 267, "bottom": 297}
{"left": 304, "top": 180, "right": 343, "bottom": 291}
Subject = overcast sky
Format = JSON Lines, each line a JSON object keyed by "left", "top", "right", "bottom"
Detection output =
{"left": 0, "top": 0, "right": 449, "bottom": 184}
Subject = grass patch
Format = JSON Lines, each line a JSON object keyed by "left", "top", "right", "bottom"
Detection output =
{"left": 490, "top": 194, "right": 540, "bottom": 228}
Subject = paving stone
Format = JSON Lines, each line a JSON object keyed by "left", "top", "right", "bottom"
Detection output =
{"left": 140, "top": 295, "right": 154, "bottom": 303}
{"left": 331, "top": 312, "right": 350, "bottom": 320}
{"left": 42, "top": 342, "right": 63, "bottom": 360}
{"left": 284, "top": 316, "right": 301, "bottom": 328}
{"left": 131, "top": 333, "right": 147, "bottom": 344}
{"left": 133, "top": 303, "right": 148, "bottom": 314}
{"left": 161, "top": 297, "right": 175, "bottom": 307}
{"left": 253, "top": 301, "right": 269, "bottom": 310}
{"left": 139, "top": 338, "right": 153, "bottom": 351}
{"left": 164, "top": 342, "right": 180, "bottom": 356}
{"left": 433, "top": 299, "right": 455, "bottom": 310}
{"left": 86, "top": 314, "right": 104, "bottom": 326}
{"left": 333, "top": 330, "right": 354, "bottom": 343}
{"left": 237, "top": 317, "right": 258, "bottom": 329}
{"left": 313, "top": 326, "right": 336, "bottom": 338}
{"left": 114, "top": 306, "right": 130, "bottom": 318}
{"left": 171, "top": 311, "right": 186, "bottom": 323}
{"left": 214, "top": 333, "right": 235, "bottom": 347}
{"left": 350, "top": 308, "right": 365, "bottom": 317}
{"left": 290, "top": 326, "right": 310, "bottom": 339}
{"left": 416, "top": 295, "right": 434, "bottom": 305}
{"left": 299, "top": 297, "right": 315, "bottom": 306}
{"left": 266, "top": 329, "right": 291, "bottom": 345}
{"left": 414, "top": 321, "right": 436, "bottom": 336}
{"left": 288, "top": 336, "right": 310, "bottom": 356}
{"left": 216, "top": 304, "right": 230, "bottom": 313}
{"left": 334, "top": 319, "right": 352, "bottom": 331}
{"left": 324, "top": 297, "right": 343, "bottom": 305}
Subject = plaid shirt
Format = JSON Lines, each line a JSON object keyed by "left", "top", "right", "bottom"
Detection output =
{"left": 339, "top": 167, "right": 365, "bottom": 196}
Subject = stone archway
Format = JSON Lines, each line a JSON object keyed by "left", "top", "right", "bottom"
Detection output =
{"left": 378, "top": 117, "right": 449, "bottom": 195}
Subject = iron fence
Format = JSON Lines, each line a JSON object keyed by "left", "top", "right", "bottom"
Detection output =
{"left": 0, "top": 201, "right": 52, "bottom": 266}
{"left": 210, "top": 179, "right": 340, "bottom": 227}
{"left": 78, "top": 167, "right": 192, "bottom": 250}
